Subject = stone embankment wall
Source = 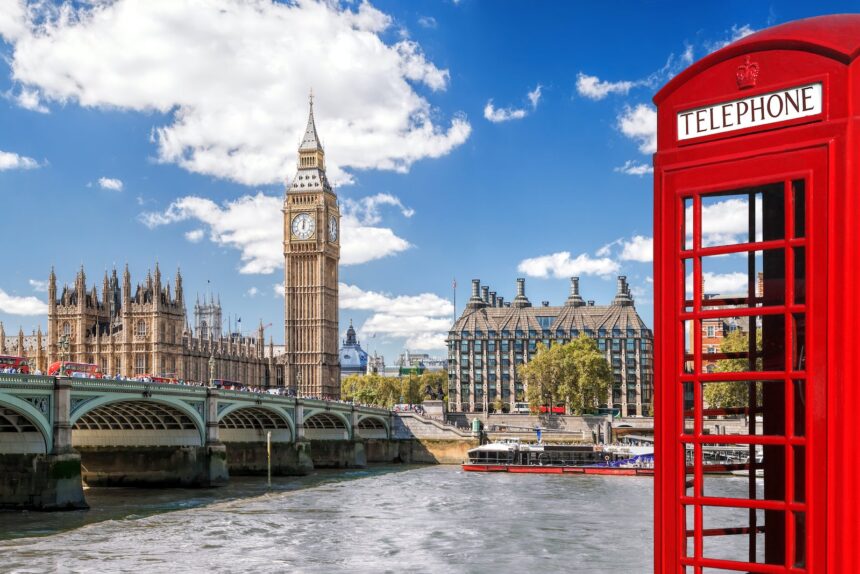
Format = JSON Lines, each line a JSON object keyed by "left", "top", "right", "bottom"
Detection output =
{"left": 78, "top": 445, "right": 228, "bottom": 487}
{"left": 0, "top": 453, "right": 87, "bottom": 510}
{"left": 225, "top": 441, "right": 313, "bottom": 475}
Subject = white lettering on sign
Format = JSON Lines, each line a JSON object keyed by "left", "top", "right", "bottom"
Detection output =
{"left": 677, "top": 83, "right": 822, "bottom": 141}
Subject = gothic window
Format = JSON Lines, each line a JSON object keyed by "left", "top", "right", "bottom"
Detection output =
{"left": 136, "top": 320, "right": 147, "bottom": 338}
{"left": 135, "top": 354, "right": 147, "bottom": 375}
{"left": 200, "top": 321, "right": 208, "bottom": 339}
{"left": 62, "top": 322, "right": 71, "bottom": 336}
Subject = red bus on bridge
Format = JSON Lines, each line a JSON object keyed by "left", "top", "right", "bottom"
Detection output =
{"left": 0, "top": 355, "right": 30, "bottom": 374}
{"left": 47, "top": 361, "right": 103, "bottom": 379}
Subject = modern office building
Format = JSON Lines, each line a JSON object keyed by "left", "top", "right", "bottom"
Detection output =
{"left": 447, "top": 276, "right": 653, "bottom": 416}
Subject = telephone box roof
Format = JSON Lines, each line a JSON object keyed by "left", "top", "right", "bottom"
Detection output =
{"left": 655, "top": 14, "right": 860, "bottom": 105}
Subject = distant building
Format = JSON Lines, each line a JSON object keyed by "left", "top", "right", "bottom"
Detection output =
{"left": 447, "top": 276, "right": 653, "bottom": 416}
{"left": 7, "top": 264, "right": 279, "bottom": 386}
{"left": 367, "top": 351, "right": 384, "bottom": 375}
{"left": 339, "top": 321, "right": 368, "bottom": 378}
{"left": 397, "top": 350, "right": 446, "bottom": 372}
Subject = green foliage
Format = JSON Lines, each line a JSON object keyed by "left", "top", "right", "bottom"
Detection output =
{"left": 340, "top": 370, "right": 447, "bottom": 408}
{"left": 703, "top": 329, "right": 763, "bottom": 409}
{"left": 521, "top": 335, "right": 612, "bottom": 415}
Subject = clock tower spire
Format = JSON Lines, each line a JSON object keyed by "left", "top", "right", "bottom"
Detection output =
{"left": 283, "top": 92, "right": 341, "bottom": 398}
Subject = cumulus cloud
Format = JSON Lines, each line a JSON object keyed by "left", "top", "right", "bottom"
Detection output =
{"left": 597, "top": 235, "right": 653, "bottom": 263}
{"left": 184, "top": 228, "right": 205, "bottom": 243}
{"left": 0, "top": 289, "right": 47, "bottom": 315}
{"left": 484, "top": 84, "right": 542, "bottom": 123}
{"left": 619, "top": 235, "right": 653, "bottom": 262}
{"left": 340, "top": 283, "right": 453, "bottom": 351}
{"left": 687, "top": 272, "right": 749, "bottom": 295}
{"left": 417, "top": 15, "right": 437, "bottom": 29}
{"left": 13, "top": 87, "right": 49, "bottom": 113}
{"left": 617, "top": 104, "right": 657, "bottom": 154}
{"left": 2, "top": 0, "right": 470, "bottom": 186}
{"left": 28, "top": 279, "right": 48, "bottom": 292}
{"left": 98, "top": 177, "right": 123, "bottom": 191}
{"left": 0, "top": 150, "right": 39, "bottom": 171}
{"left": 140, "top": 191, "right": 412, "bottom": 273}
{"left": 576, "top": 73, "right": 635, "bottom": 100}
{"left": 517, "top": 251, "right": 620, "bottom": 279}
{"left": 614, "top": 160, "right": 653, "bottom": 176}
{"left": 686, "top": 197, "right": 763, "bottom": 246}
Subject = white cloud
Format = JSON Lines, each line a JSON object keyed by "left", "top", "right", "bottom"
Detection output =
{"left": 614, "top": 160, "right": 653, "bottom": 176}
{"left": 0, "top": 289, "right": 47, "bottom": 315}
{"left": 707, "top": 24, "right": 756, "bottom": 52}
{"left": 140, "top": 191, "right": 412, "bottom": 273}
{"left": 517, "top": 251, "right": 620, "bottom": 279}
{"left": 619, "top": 235, "right": 653, "bottom": 263}
{"left": 597, "top": 235, "right": 653, "bottom": 263}
{"left": 687, "top": 272, "right": 748, "bottom": 295}
{"left": 0, "top": 150, "right": 39, "bottom": 171}
{"left": 0, "top": 0, "right": 27, "bottom": 42}
{"left": 527, "top": 85, "right": 542, "bottom": 109}
{"left": 4, "top": 0, "right": 470, "bottom": 186}
{"left": 340, "top": 283, "right": 453, "bottom": 351}
{"left": 28, "top": 279, "right": 47, "bottom": 293}
{"left": 246, "top": 287, "right": 259, "bottom": 298}
{"left": 576, "top": 73, "right": 635, "bottom": 100}
{"left": 483, "top": 100, "right": 527, "bottom": 123}
{"left": 617, "top": 104, "right": 657, "bottom": 154}
{"left": 484, "top": 84, "right": 542, "bottom": 123}
{"left": 13, "top": 87, "right": 49, "bottom": 113}
{"left": 417, "top": 15, "right": 437, "bottom": 29}
{"left": 98, "top": 177, "right": 123, "bottom": 191}
{"left": 184, "top": 228, "right": 205, "bottom": 243}
{"left": 686, "top": 197, "right": 763, "bottom": 246}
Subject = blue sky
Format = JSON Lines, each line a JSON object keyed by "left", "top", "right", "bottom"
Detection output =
{"left": 0, "top": 0, "right": 853, "bottom": 360}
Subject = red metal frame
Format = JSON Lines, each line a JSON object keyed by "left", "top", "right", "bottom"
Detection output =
{"left": 654, "top": 15, "right": 860, "bottom": 573}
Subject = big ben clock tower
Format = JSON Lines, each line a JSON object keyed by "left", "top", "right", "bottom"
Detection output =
{"left": 283, "top": 94, "right": 341, "bottom": 398}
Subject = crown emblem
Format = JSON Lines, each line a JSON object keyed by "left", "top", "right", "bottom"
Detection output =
{"left": 736, "top": 56, "right": 759, "bottom": 90}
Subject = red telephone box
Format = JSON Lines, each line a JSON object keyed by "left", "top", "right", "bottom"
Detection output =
{"left": 654, "top": 15, "right": 860, "bottom": 573}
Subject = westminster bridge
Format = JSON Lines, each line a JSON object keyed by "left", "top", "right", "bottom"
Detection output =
{"left": 0, "top": 373, "right": 427, "bottom": 510}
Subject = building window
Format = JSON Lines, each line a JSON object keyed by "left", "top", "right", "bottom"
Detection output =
{"left": 598, "top": 328, "right": 607, "bottom": 337}
{"left": 570, "top": 329, "right": 579, "bottom": 338}
{"left": 62, "top": 322, "right": 71, "bottom": 336}
{"left": 135, "top": 354, "right": 147, "bottom": 375}
{"left": 460, "top": 341, "right": 469, "bottom": 352}
{"left": 528, "top": 329, "right": 537, "bottom": 338}
{"left": 598, "top": 339, "right": 606, "bottom": 351}
{"left": 611, "top": 339, "right": 621, "bottom": 352}
{"left": 626, "top": 339, "right": 636, "bottom": 351}
{"left": 488, "top": 330, "right": 497, "bottom": 338}
{"left": 706, "top": 325, "right": 716, "bottom": 338}
{"left": 501, "top": 340, "right": 509, "bottom": 352}
{"left": 474, "top": 340, "right": 483, "bottom": 353}
{"left": 475, "top": 330, "right": 483, "bottom": 338}
{"left": 488, "top": 340, "right": 496, "bottom": 352}
{"left": 137, "top": 320, "right": 147, "bottom": 337}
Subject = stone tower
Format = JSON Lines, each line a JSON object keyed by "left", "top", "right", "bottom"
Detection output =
{"left": 194, "top": 293, "right": 222, "bottom": 339}
{"left": 283, "top": 93, "right": 341, "bottom": 398}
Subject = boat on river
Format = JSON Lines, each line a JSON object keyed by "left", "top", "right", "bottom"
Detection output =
{"left": 462, "top": 438, "right": 654, "bottom": 476}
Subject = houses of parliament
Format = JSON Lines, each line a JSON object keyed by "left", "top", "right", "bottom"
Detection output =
{"left": 2, "top": 98, "right": 342, "bottom": 397}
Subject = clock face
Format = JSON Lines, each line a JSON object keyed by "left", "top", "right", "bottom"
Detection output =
{"left": 291, "top": 212, "right": 315, "bottom": 240}
{"left": 328, "top": 215, "right": 338, "bottom": 242}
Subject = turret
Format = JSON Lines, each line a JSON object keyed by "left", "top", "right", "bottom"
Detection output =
{"left": 122, "top": 264, "right": 131, "bottom": 303}
{"left": 0, "top": 321, "right": 5, "bottom": 354}
{"left": 75, "top": 265, "right": 86, "bottom": 309}
{"left": 175, "top": 268, "right": 183, "bottom": 306}
{"left": 48, "top": 267, "right": 57, "bottom": 310}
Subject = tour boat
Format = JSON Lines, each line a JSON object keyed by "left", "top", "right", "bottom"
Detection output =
{"left": 462, "top": 438, "right": 655, "bottom": 476}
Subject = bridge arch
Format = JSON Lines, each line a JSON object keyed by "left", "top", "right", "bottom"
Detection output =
{"left": 217, "top": 405, "right": 294, "bottom": 443}
{"left": 0, "top": 395, "right": 50, "bottom": 453}
{"left": 70, "top": 396, "right": 205, "bottom": 447}
{"left": 303, "top": 411, "right": 350, "bottom": 440}
{"left": 356, "top": 415, "right": 389, "bottom": 439}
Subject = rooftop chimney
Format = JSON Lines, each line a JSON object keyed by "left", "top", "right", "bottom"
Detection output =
{"left": 481, "top": 286, "right": 489, "bottom": 304}
{"left": 587, "top": 300, "right": 595, "bottom": 306}
{"left": 489, "top": 291, "right": 497, "bottom": 307}
{"left": 467, "top": 279, "right": 488, "bottom": 309}
{"left": 612, "top": 275, "right": 634, "bottom": 306}
{"left": 565, "top": 276, "right": 586, "bottom": 307}
{"left": 512, "top": 278, "right": 531, "bottom": 308}
{"left": 497, "top": 296, "right": 505, "bottom": 307}
{"left": 541, "top": 301, "right": 550, "bottom": 307}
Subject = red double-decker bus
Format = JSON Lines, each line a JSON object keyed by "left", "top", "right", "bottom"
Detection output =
{"left": 0, "top": 355, "right": 30, "bottom": 374}
{"left": 47, "top": 361, "right": 103, "bottom": 379}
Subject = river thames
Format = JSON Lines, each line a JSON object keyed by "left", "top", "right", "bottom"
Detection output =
{"left": 0, "top": 465, "right": 660, "bottom": 573}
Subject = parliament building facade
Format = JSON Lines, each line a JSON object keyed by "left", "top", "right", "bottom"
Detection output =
{"left": 447, "top": 276, "right": 654, "bottom": 417}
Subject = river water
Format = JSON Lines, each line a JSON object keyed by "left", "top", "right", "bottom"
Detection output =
{"left": 0, "top": 465, "right": 749, "bottom": 573}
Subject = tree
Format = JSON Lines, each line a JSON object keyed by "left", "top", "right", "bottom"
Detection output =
{"left": 340, "top": 370, "right": 449, "bottom": 408}
{"left": 521, "top": 335, "right": 612, "bottom": 415}
{"left": 562, "top": 335, "right": 612, "bottom": 415}
{"left": 703, "top": 329, "right": 763, "bottom": 409}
